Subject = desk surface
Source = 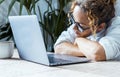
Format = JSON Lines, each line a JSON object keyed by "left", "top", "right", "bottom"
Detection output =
{"left": 0, "top": 49, "right": 120, "bottom": 77}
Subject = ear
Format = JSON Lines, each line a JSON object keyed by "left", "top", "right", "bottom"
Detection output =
{"left": 97, "top": 23, "right": 106, "bottom": 32}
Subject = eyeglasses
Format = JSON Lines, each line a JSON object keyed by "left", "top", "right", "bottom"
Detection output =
{"left": 68, "top": 13, "right": 90, "bottom": 32}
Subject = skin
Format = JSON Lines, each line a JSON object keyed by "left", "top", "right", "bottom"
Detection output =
{"left": 54, "top": 5, "right": 106, "bottom": 61}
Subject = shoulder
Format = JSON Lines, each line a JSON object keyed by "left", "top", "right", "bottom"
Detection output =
{"left": 102, "top": 16, "right": 120, "bottom": 42}
{"left": 107, "top": 16, "right": 120, "bottom": 31}
{"left": 99, "top": 16, "right": 120, "bottom": 60}
{"left": 111, "top": 16, "right": 120, "bottom": 24}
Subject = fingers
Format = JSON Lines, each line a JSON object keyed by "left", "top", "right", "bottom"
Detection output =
{"left": 75, "top": 30, "right": 82, "bottom": 37}
{"left": 73, "top": 24, "right": 82, "bottom": 37}
{"left": 73, "top": 24, "right": 78, "bottom": 31}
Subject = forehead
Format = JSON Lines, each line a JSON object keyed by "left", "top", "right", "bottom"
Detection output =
{"left": 72, "top": 6, "right": 89, "bottom": 24}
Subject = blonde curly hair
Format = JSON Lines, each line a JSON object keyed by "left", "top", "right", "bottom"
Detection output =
{"left": 70, "top": 0, "right": 116, "bottom": 36}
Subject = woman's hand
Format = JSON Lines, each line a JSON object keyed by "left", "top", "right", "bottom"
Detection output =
{"left": 73, "top": 24, "right": 91, "bottom": 37}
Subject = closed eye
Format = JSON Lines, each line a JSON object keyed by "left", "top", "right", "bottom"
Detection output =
{"left": 76, "top": 22, "right": 90, "bottom": 30}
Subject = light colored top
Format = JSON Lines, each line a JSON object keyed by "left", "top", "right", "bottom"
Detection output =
{"left": 54, "top": 16, "right": 120, "bottom": 61}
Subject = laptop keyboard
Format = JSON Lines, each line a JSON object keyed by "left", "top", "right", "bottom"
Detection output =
{"left": 47, "top": 54, "right": 90, "bottom": 65}
{"left": 48, "top": 54, "right": 73, "bottom": 65}
{"left": 48, "top": 54, "right": 71, "bottom": 63}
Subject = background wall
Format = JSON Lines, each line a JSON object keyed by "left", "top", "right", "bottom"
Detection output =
{"left": 0, "top": 0, "right": 59, "bottom": 26}
{"left": 0, "top": 0, "right": 26, "bottom": 26}
{"left": 115, "top": 0, "right": 120, "bottom": 16}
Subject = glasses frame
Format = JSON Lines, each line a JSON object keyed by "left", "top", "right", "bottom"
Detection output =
{"left": 68, "top": 13, "right": 90, "bottom": 32}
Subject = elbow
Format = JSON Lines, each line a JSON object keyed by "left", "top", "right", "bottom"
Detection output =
{"left": 88, "top": 51, "right": 106, "bottom": 61}
{"left": 54, "top": 46, "right": 60, "bottom": 54}
{"left": 54, "top": 43, "right": 70, "bottom": 55}
{"left": 86, "top": 54, "right": 106, "bottom": 61}
{"left": 93, "top": 54, "right": 106, "bottom": 61}
{"left": 54, "top": 45, "right": 63, "bottom": 54}
{"left": 95, "top": 46, "right": 106, "bottom": 61}
{"left": 86, "top": 45, "right": 106, "bottom": 61}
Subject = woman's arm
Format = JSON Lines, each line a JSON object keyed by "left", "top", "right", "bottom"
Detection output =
{"left": 54, "top": 24, "right": 92, "bottom": 57}
{"left": 75, "top": 38, "right": 106, "bottom": 61}
{"left": 54, "top": 42, "right": 84, "bottom": 57}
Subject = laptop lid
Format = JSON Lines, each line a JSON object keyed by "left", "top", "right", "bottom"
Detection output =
{"left": 9, "top": 15, "right": 50, "bottom": 65}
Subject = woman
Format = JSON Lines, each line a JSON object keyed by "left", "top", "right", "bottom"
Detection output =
{"left": 54, "top": 0, "right": 120, "bottom": 61}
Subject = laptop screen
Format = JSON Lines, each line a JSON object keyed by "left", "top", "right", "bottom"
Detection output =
{"left": 9, "top": 15, "right": 50, "bottom": 65}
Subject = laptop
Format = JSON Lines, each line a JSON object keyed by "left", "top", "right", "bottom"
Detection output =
{"left": 9, "top": 15, "right": 90, "bottom": 66}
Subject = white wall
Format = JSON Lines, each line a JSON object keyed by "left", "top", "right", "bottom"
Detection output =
{"left": 115, "top": 0, "right": 120, "bottom": 16}
{"left": 0, "top": 0, "right": 27, "bottom": 25}
{"left": 0, "top": 0, "right": 59, "bottom": 26}
{"left": 35, "top": 0, "right": 59, "bottom": 21}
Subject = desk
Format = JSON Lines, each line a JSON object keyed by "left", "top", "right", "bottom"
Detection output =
{"left": 0, "top": 49, "right": 120, "bottom": 77}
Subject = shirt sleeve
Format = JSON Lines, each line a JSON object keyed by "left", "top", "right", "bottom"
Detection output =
{"left": 54, "top": 24, "right": 76, "bottom": 47}
{"left": 99, "top": 16, "right": 120, "bottom": 60}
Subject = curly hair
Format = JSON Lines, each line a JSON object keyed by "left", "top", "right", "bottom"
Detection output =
{"left": 70, "top": 0, "right": 116, "bottom": 35}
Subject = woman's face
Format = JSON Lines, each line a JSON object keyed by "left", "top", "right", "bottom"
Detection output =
{"left": 72, "top": 5, "right": 105, "bottom": 34}
{"left": 73, "top": 5, "right": 90, "bottom": 29}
